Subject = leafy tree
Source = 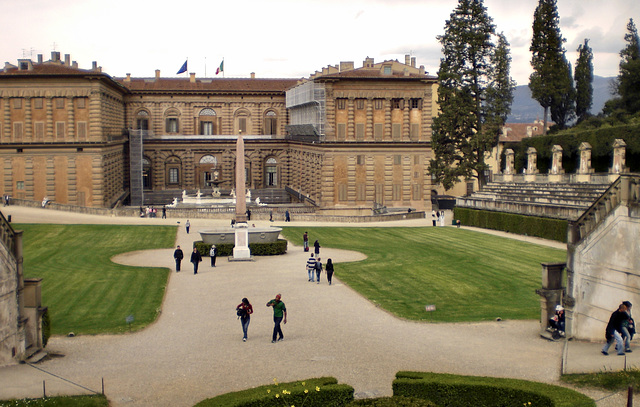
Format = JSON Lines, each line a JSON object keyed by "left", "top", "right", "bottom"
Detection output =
{"left": 529, "top": 0, "right": 574, "bottom": 133}
{"left": 430, "top": 0, "right": 514, "bottom": 190}
{"left": 616, "top": 18, "right": 640, "bottom": 113}
{"left": 574, "top": 39, "right": 594, "bottom": 121}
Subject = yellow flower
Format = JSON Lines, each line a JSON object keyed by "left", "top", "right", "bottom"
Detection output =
{"left": 316, "top": 386, "right": 320, "bottom": 392}
{"left": 267, "top": 389, "right": 271, "bottom": 394}
{"left": 275, "top": 394, "right": 280, "bottom": 398}
{"left": 304, "top": 389, "right": 309, "bottom": 394}
{"left": 301, "top": 381, "right": 306, "bottom": 386}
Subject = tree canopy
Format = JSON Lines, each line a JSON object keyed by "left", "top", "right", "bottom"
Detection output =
{"left": 574, "top": 39, "right": 594, "bottom": 121}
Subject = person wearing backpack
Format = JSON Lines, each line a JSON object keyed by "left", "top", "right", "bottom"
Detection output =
{"left": 315, "top": 257, "right": 323, "bottom": 284}
{"left": 236, "top": 298, "right": 254, "bottom": 342}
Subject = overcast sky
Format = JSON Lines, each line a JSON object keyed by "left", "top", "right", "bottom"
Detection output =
{"left": 1, "top": 0, "right": 638, "bottom": 85}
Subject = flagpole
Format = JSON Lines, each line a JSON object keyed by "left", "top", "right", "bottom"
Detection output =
{"left": 223, "top": 58, "right": 225, "bottom": 78}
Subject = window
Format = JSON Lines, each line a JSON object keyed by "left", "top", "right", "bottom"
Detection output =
{"left": 393, "top": 184, "right": 402, "bottom": 201}
{"left": 411, "top": 124, "right": 419, "bottom": 140}
{"left": 336, "top": 99, "right": 346, "bottom": 110}
{"left": 199, "top": 108, "right": 217, "bottom": 135}
{"left": 55, "top": 98, "right": 64, "bottom": 109}
{"left": 13, "top": 122, "right": 23, "bottom": 139}
{"left": 412, "top": 184, "right": 422, "bottom": 200}
{"left": 374, "top": 123, "right": 383, "bottom": 141}
{"left": 337, "top": 123, "right": 346, "bottom": 141}
{"left": 383, "top": 66, "right": 392, "bottom": 75}
{"left": 392, "top": 99, "right": 404, "bottom": 109}
{"left": 168, "top": 168, "right": 179, "bottom": 184}
{"left": 356, "top": 184, "right": 366, "bottom": 201}
{"left": 374, "top": 99, "right": 384, "bottom": 110}
{"left": 394, "top": 155, "right": 402, "bottom": 165}
{"left": 33, "top": 98, "right": 43, "bottom": 109}
{"left": 264, "top": 111, "right": 277, "bottom": 135}
{"left": 414, "top": 155, "right": 421, "bottom": 165}
{"left": 357, "top": 155, "right": 365, "bottom": 165}
{"left": 201, "top": 121, "right": 214, "bottom": 135}
{"left": 142, "top": 158, "right": 152, "bottom": 189}
{"left": 338, "top": 184, "right": 348, "bottom": 201}
{"left": 77, "top": 98, "right": 87, "bottom": 109}
{"left": 410, "top": 98, "right": 422, "bottom": 109}
{"left": 392, "top": 124, "right": 401, "bottom": 140}
{"left": 77, "top": 122, "right": 87, "bottom": 139}
{"left": 199, "top": 155, "right": 217, "bottom": 165}
{"left": 166, "top": 118, "right": 178, "bottom": 133}
{"left": 13, "top": 99, "right": 22, "bottom": 109}
{"left": 355, "top": 99, "right": 365, "bottom": 110}
{"left": 355, "top": 123, "right": 364, "bottom": 140}
{"left": 375, "top": 184, "right": 384, "bottom": 204}
{"left": 238, "top": 117, "right": 247, "bottom": 133}
{"left": 265, "top": 157, "right": 277, "bottom": 187}
{"left": 16, "top": 181, "right": 24, "bottom": 190}
{"left": 35, "top": 122, "right": 45, "bottom": 140}
{"left": 56, "top": 122, "right": 65, "bottom": 139}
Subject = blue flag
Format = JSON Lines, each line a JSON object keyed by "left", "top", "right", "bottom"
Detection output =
{"left": 176, "top": 60, "right": 187, "bottom": 74}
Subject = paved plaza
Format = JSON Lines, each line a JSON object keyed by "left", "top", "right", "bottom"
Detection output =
{"left": 0, "top": 207, "right": 634, "bottom": 406}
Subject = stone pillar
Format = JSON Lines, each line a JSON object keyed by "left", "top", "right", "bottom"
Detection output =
{"left": 610, "top": 139, "right": 627, "bottom": 181}
{"left": 576, "top": 142, "right": 593, "bottom": 183}
{"left": 525, "top": 147, "right": 538, "bottom": 182}
{"left": 233, "top": 131, "right": 251, "bottom": 260}
{"left": 503, "top": 149, "right": 514, "bottom": 182}
{"left": 549, "top": 145, "right": 564, "bottom": 183}
{"left": 536, "top": 262, "right": 566, "bottom": 340}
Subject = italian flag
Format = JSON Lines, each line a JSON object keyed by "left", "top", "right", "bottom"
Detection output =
{"left": 216, "top": 60, "right": 224, "bottom": 75}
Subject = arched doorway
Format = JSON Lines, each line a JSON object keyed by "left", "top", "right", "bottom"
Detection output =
{"left": 199, "top": 108, "right": 217, "bottom": 135}
{"left": 198, "top": 154, "right": 218, "bottom": 189}
{"left": 265, "top": 157, "right": 278, "bottom": 187}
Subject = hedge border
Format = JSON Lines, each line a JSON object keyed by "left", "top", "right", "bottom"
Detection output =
{"left": 393, "top": 372, "right": 595, "bottom": 407}
{"left": 194, "top": 377, "right": 354, "bottom": 407}
{"left": 193, "top": 239, "right": 287, "bottom": 257}
{"left": 454, "top": 207, "right": 568, "bottom": 243}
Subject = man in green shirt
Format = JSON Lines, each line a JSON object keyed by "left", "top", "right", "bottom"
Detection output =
{"left": 266, "top": 294, "right": 287, "bottom": 343}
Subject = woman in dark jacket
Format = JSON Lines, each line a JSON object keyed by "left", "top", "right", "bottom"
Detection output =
{"left": 236, "top": 298, "right": 254, "bottom": 342}
{"left": 325, "top": 258, "right": 334, "bottom": 285}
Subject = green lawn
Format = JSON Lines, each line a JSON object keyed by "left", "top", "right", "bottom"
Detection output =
{"left": 282, "top": 227, "right": 566, "bottom": 322}
{"left": 16, "top": 224, "right": 176, "bottom": 335}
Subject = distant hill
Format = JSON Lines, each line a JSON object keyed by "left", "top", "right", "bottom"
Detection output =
{"left": 507, "top": 76, "right": 616, "bottom": 123}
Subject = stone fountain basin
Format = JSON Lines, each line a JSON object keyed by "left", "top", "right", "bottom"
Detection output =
{"left": 199, "top": 227, "right": 282, "bottom": 245}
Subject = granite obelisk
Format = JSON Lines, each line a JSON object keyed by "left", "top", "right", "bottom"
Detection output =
{"left": 233, "top": 131, "right": 251, "bottom": 259}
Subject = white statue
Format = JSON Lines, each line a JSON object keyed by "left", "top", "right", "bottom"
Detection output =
{"left": 246, "top": 189, "right": 251, "bottom": 198}
{"left": 196, "top": 189, "right": 202, "bottom": 198}
{"left": 182, "top": 190, "right": 187, "bottom": 198}
{"left": 230, "top": 188, "right": 236, "bottom": 198}
{"left": 167, "top": 197, "right": 178, "bottom": 207}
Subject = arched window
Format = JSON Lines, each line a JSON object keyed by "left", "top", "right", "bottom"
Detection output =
{"left": 165, "top": 156, "right": 181, "bottom": 186}
{"left": 199, "top": 155, "right": 217, "bottom": 165}
{"left": 199, "top": 109, "right": 217, "bottom": 135}
{"left": 265, "top": 157, "right": 278, "bottom": 187}
{"left": 142, "top": 157, "right": 152, "bottom": 189}
{"left": 264, "top": 111, "right": 277, "bottom": 135}
{"left": 165, "top": 109, "right": 180, "bottom": 134}
{"left": 136, "top": 110, "right": 150, "bottom": 131}
{"left": 235, "top": 109, "right": 250, "bottom": 134}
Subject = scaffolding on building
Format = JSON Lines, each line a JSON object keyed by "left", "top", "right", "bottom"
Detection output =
{"left": 286, "top": 81, "right": 326, "bottom": 137}
{"left": 129, "top": 129, "right": 144, "bottom": 207}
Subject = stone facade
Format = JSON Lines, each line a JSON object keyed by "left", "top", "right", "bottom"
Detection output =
{"left": 1, "top": 52, "right": 437, "bottom": 212}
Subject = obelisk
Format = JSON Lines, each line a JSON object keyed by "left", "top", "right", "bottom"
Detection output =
{"left": 233, "top": 131, "right": 251, "bottom": 259}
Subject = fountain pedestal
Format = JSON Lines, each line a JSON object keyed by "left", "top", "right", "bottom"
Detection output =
{"left": 232, "top": 223, "right": 252, "bottom": 260}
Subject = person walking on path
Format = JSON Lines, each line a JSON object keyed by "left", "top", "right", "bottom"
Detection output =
{"left": 246, "top": 209, "right": 251, "bottom": 221}
{"left": 315, "top": 257, "right": 323, "bottom": 284}
{"left": 285, "top": 210, "right": 290, "bottom": 222}
{"left": 306, "top": 253, "right": 316, "bottom": 282}
{"left": 269, "top": 210, "right": 273, "bottom": 222}
{"left": 162, "top": 206, "right": 166, "bottom": 219}
{"left": 432, "top": 210, "right": 437, "bottom": 227}
{"left": 236, "top": 298, "right": 254, "bottom": 342}
{"left": 303, "top": 231, "right": 309, "bottom": 252}
{"left": 210, "top": 245, "right": 217, "bottom": 267}
{"left": 186, "top": 219, "right": 191, "bottom": 234}
{"left": 326, "top": 258, "right": 334, "bottom": 285}
{"left": 313, "top": 239, "right": 320, "bottom": 255}
{"left": 622, "top": 301, "right": 635, "bottom": 352}
{"left": 190, "top": 247, "right": 202, "bottom": 274}
{"left": 602, "top": 302, "right": 630, "bottom": 355}
{"left": 266, "top": 294, "right": 287, "bottom": 343}
{"left": 173, "top": 245, "right": 184, "bottom": 272}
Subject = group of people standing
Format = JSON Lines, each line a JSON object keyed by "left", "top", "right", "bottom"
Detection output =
{"left": 431, "top": 210, "right": 446, "bottom": 227}
{"left": 303, "top": 233, "right": 335, "bottom": 284}
{"left": 172, "top": 244, "right": 217, "bottom": 274}
{"left": 602, "top": 301, "right": 635, "bottom": 355}
{"left": 235, "top": 294, "right": 287, "bottom": 343}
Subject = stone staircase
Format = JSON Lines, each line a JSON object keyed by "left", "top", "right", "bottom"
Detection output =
{"left": 142, "top": 188, "right": 292, "bottom": 206}
{"left": 456, "top": 181, "right": 611, "bottom": 220}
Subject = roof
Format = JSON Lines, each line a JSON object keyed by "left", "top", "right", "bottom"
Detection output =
{"left": 0, "top": 62, "right": 102, "bottom": 77}
{"left": 316, "top": 68, "right": 436, "bottom": 81}
{"left": 499, "top": 121, "right": 551, "bottom": 143}
{"left": 117, "top": 77, "right": 300, "bottom": 93}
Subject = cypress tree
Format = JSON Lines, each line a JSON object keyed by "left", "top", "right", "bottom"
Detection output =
{"left": 574, "top": 39, "right": 594, "bottom": 121}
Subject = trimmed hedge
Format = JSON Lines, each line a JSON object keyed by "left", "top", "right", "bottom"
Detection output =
{"left": 0, "top": 394, "right": 109, "bottom": 406}
{"left": 454, "top": 207, "right": 568, "bottom": 243}
{"left": 393, "top": 372, "right": 595, "bottom": 407}
{"left": 193, "top": 239, "right": 287, "bottom": 257}
{"left": 41, "top": 308, "right": 50, "bottom": 347}
{"left": 195, "top": 377, "right": 354, "bottom": 407}
{"left": 347, "top": 396, "right": 436, "bottom": 406}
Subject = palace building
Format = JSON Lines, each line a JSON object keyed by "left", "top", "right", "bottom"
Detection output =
{"left": 0, "top": 51, "right": 439, "bottom": 213}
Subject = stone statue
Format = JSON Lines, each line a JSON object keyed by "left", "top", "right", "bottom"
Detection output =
{"left": 196, "top": 189, "right": 202, "bottom": 198}
{"left": 182, "top": 190, "right": 187, "bottom": 198}
{"left": 230, "top": 188, "right": 236, "bottom": 198}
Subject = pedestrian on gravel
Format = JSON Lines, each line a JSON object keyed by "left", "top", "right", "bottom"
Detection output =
{"left": 190, "top": 247, "right": 202, "bottom": 274}
{"left": 173, "top": 245, "right": 184, "bottom": 272}
{"left": 266, "top": 294, "right": 287, "bottom": 343}
{"left": 306, "top": 253, "right": 316, "bottom": 282}
{"left": 186, "top": 219, "right": 191, "bottom": 234}
{"left": 314, "top": 239, "right": 320, "bottom": 255}
{"left": 303, "top": 231, "right": 309, "bottom": 251}
{"left": 622, "top": 301, "right": 635, "bottom": 352}
{"left": 326, "top": 258, "right": 334, "bottom": 285}
{"left": 236, "top": 298, "right": 254, "bottom": 342}
{"left": 315, "top": 257, "right": 323, "bottom": 284}
{"left": 602, "top": 302, "right": 629, "bottom": 355}
{"left": 210, "top": 245, "right": 217, "bottom": 267}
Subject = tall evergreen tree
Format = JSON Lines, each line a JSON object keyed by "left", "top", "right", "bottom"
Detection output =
{"left": 574, "top": 39, "right": 594, "bottom": 122}
{"left": 617, "top": 18, "right": 640, "bottom": 113}
{"left": 485, "top": 33, "right": 516, "bottom": 144}
{"left": 529, "top": 0, "right": 574, "bottom": 132}
{"left": 430, "top": 0, "right": 514, "bottom": 190}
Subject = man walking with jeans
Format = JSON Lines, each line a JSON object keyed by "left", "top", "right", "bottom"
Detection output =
{"left": 266, "top": 294, "right": 287, "bottom": 343}
{"left": 602, "top": 302, "right": 629, "bottom": 355}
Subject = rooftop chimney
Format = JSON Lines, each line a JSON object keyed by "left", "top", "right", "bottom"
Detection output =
{"left": 37, "top": 54, "right": 43, "bottom": 64}
{"left": 405, "top": 54, "right": 410, "bottom": 65}
{"left": 363, "top": 57, "right": 374, "bottom": 67}
{"left": 420, "top": 65, "right": 425, "bottom": 74}
{"left": 411, "top": 57, "right": 416, "bottom": 68}
{"left": 250, "top": 72, "right": 255, "bottom": 79}
{"left": 190, "top": 72, "right": 196, "bottom": 83}
{"left": 72, "top": 61, "right": 78, "bottom": 69}
{"left": 51, "top": 51, "right": 60, "bottom": 62}
{"left": 64, "top": 54, "right": 70, "bottom": 66}
{"left": 155, "top": 69, "right": 161, "bottom": 79}
{"left": 339, "top": 61, "right": 354, "bottom": 72}
{"left": 92, "top": 61, "right": 98, "bottom": 70}
{"left": 125, "top": 73, "right": 131, "bottom": 82}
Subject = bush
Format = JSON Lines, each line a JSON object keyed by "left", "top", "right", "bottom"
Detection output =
{"left": 347, "top": 396, "right": 436, "bottom": 406}
{"left": 193, "top": 239, "right": 287, "bottom": 257}
{"left": 195, "top": 377, "right": 354, "bottom": 407}
{"left": 454, "top": 207, "right": 568, "bottom": 242}
{"left": 393, "top": 372, "right": 595, "bottom": 407}
{"left": 41, "top": 308, "right": 50, "bottom": 347}
{"left": 0, "top": 394, "right": 109, "bottom": 406}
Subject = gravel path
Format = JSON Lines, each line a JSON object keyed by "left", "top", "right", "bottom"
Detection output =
{"left": 0, "top": 207, "right": 627, "bottom": 406}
